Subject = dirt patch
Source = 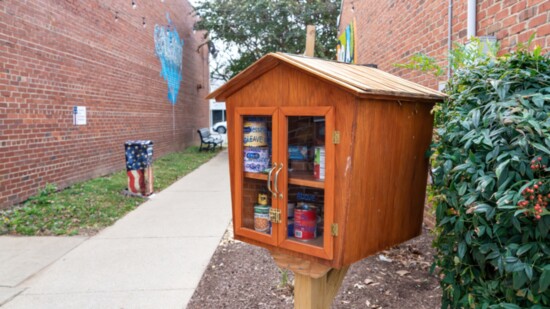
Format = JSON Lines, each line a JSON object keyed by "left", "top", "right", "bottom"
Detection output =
{"left": 188, "top": 225, "right": 441, "bottom": 308}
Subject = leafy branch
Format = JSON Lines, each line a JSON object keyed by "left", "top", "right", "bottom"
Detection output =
{"left": 193, "top": 0, "right": 340, "bottom": 80}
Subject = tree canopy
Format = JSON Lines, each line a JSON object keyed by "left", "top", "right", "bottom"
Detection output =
{"left": 193, "top": 0, "right": 341, "bottom": 81}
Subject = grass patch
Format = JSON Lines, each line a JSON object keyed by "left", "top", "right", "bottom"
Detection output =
{"left": 0, "top": 146, "right": 221, "bottom": 236}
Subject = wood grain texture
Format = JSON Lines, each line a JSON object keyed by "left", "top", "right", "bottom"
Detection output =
{"left": 294, "top": 273, "right": 327, "bottom": 309}
{"left": 304, "top": 25, "right": 316, "bottom": 57}
{"left": 287, "top": 174, "right": 325, "bottom": 189}
{"left": 223, "top": 60, "right": 436, "bottom": 268}
{"left": 292, "top": 266, "right": 349, "bottom": 309}
{"left": 226, "top": 64, "right": 356, "bottom": 266}
{"left": 277, "top": 106, "right": 334, "bottom": 260}
{"left": 207, "top": 56, "right": 280, "bottom": 100}
{"left": 232, "top": 107, "right": 278, "bottom": 246}
{"left": 271, "top": 251, "right": 332, "bottom": 279}
{"left": 207, "top": 53, "right": 446, "bottom": 102}
{"left": 342, "top": 99, "right": 434, "bottom": 265}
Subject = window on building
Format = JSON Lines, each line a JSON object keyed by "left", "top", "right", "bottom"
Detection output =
{"left": 212, "top": 110, "right": 226, "bottom": 125}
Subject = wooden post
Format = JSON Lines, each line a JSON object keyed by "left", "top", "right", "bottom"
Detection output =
{"left": 304, "top": 25, "right": 316, "bottom": 57}
{"left": 272, "top": 252, "right": 349, "bottom": 309}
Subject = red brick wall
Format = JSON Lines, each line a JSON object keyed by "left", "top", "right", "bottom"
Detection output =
{"left": 0, "top": 0, "right": 210, "bottom": 208}
{"left": 338, "top": 0, "right": 549, "bottom": 227}
{"left": 339, "top": 0, "right": 549, "bottom": 88}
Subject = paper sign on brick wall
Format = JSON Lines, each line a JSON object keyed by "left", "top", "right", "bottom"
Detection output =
{"left": 73, "top": 106, "right": 86, "bottom": 125}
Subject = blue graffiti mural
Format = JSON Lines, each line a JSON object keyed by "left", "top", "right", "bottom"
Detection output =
{"left": 154, "top": 14, "right": 184, "bottom": 105}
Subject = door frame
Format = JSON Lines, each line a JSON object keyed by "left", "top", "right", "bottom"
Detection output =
{"left": 276, "top": 106, "right": 335, "bottom": 260}
{"left": 233, "top": 107, "right": 279, "bottom": 246}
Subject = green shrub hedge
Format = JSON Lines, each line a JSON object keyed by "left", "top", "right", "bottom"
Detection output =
{"left": 431, "top": 47, "right": 550, "bottom": 308}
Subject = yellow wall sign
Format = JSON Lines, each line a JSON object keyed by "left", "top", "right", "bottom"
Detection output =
{"left": 336, "top": 19, "right": 356, "bottom": 63}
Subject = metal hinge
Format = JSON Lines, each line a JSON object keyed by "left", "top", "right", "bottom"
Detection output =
{"left": 331, "top": 223, "right": 338, "bottom": 237}
{"left": 269, "top": 208, "right": 281, "bottom": 224}
{"left": 332, "top": 131, "right": 340, "bottom": 144}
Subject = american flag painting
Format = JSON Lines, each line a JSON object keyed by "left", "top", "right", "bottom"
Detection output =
{"left": 127, "top": 169, "right": 145, "bottom": 194}
{"left": 125, "top": 141, "right": 154, "bottom": 196}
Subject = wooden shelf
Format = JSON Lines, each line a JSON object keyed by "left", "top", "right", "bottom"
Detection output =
{"left": 244, "top": 172, "right": 268, "bottom": 181}
{"left": 244, "top": 171, "right": 324, "bottom": 189}
{"left": 288, "top": 171, "right": 325, "bottom": 189}
{"left": 287, "top": 235, "right": 324, "bottom": 248}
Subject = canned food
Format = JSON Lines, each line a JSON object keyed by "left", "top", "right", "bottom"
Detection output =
{"left": 317, "top": 217, "right": 324, "bottom": 237}
{"left": 258, "top": 192, "right": 268, "bottom": 205}
{"left": 314, "top": 146, "right": 325, "bottom": 180}
{"left": 243, "top": 120, "right": 267, "bottom": 147}
{"left": 294, "top": 205, "right": 317, "bottom": 240}
{"left": 254, "top": 205, "right": 271, "bottom": 234}
{"left": 244, "top": 147, "right": 270, "bottom": 173}
{"left": 287, "top": 218, "right": 294, "bottom": 237}
{"left": 287, "top": 203, "right": 295, "bottom": 218}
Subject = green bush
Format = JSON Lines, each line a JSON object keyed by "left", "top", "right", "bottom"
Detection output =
{"left": 431, "top": 46, "right": 550, "bottom": 308}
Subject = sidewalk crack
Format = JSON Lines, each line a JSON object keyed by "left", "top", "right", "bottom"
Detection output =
{"left": 0, "top": 287, "right": 27, "bottom": 307}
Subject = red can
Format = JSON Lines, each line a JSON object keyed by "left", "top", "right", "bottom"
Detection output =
{"left": 294, "top": 205, "right": 317, "bottom": 240}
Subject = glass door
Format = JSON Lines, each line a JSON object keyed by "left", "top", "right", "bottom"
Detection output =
{"left": 277, "top": 107, "right": 334, "bottom": 259}
{"left": 234, "top": 107, "right": 279, "bottom": 246}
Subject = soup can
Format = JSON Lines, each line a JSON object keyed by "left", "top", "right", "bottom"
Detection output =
{"left": 294, "top": 204, "right": 317, "bottom": 240}
{"left": 254, "top": 205, "right": 271, "bottom": 234}
{"left": 243, "top": 120, "right": 267, "bottom": 147}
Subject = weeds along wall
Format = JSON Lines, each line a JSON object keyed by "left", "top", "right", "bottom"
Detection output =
{"left": 338, "top": 0, "right": 550, "bottom": 228}
{"left": 0, "top": 1, "right": 210, "bottom": 208}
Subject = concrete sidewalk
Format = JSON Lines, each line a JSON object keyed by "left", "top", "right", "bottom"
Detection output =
{"left": 0, "top": 151, "right": 231, "bottom": 308}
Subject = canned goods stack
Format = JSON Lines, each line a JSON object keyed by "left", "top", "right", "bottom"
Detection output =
{"left": 254, "top": 191, "right": 271, "bottom": 234}
{"left": 243, "top": 118, "right": 270, "bottom": 173}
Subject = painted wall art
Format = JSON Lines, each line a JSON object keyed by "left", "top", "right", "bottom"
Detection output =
{"left": 337, "top": 19, "right": 356, "bottom": 64}
{"left": 154, "top": 14, "right": 184, "bottom": 105}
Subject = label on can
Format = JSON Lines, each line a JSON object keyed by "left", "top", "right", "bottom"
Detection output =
{"left": 289, "top": 146, "right": 309, "bottom": 160}
{"left": 287, "top": 203, "right": 295, "bottom": 218}
{"left": 287, "top": 218, "right": 294, "bottom": 237}
{"left": 258, "top": 192, "right": 268, "bottom": 205}
{"left": 244, "top": 147, "right": 270, "bottom": 173}
{"left": 254, "top": 205, "right": 271, "bottom": 234}
{"left": 314, "top": 147, "right": 325, "bottom": 180}
{"left": 243, "top": 120, "right": 267, "bottom": 147}
{"left": 294, "top": 206, "right": 317, "bottom": 240}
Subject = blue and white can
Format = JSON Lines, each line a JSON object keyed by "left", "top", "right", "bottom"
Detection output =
{"left": 244, "top": 147, "right": 270, "bottom": 173}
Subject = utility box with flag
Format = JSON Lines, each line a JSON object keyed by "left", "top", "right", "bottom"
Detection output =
{"left": 124, "top": 140, "right": 154, "bottom": 196}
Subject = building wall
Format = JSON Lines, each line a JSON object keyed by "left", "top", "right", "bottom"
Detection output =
{"left": 339, "top": 0, "right": 549, "bottom": 89}
{"left": 338, "top": 0, "right": 549, "bottom": 227}
{"left": 0, "top": 0, "right": 210, "bottom": 208}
